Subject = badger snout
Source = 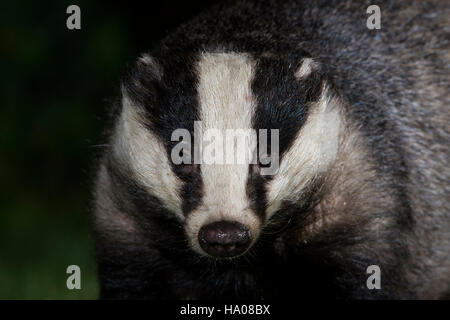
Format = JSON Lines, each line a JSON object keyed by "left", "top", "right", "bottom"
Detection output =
{"left": 198, "top": 221, "right": 252, "bottom": 258}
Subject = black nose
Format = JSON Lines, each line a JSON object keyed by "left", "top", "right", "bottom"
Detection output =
{"left": 198, "top": 221, "right": 252, "bottom": 258}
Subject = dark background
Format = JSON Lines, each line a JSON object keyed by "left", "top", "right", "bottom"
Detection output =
{"left": 1, "top": 0, "right": 215, "bottom": 299}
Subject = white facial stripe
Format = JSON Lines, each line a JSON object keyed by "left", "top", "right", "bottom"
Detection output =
{"left": 294, "top": 58, "right": 318, "bottom": 79}
{"left": 113, "top": 91, "right": 184, "bottom": 220}
{"left": 266, "top": 86, "right": 342, "bottom": 218}
{"left": 186, "top": 52, "right": 260, "bottom": 252}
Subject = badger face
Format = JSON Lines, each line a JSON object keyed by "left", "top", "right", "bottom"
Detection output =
{"left": 107, "top": 51, "right": 342, "bottom": 259}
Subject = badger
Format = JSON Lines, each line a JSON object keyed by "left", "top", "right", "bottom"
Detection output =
{"left": 92, "top": 0, "right": 450, "bottom": 299}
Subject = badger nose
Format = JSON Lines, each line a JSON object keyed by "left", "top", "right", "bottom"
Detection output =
{"left": 198, "top": 221, "right": 251, "bottom": 258}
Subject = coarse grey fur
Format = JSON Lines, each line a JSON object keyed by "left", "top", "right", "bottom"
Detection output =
{"left": 92, "top": 0, "right": 450, "bottom": 299}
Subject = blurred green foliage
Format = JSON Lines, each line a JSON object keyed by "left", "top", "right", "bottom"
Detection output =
{"left": 0, "top": 0, "right": 129, "bottom": 300}
{"left": 1, "top": 0, "right": 210, "bottom": 299}
{"left": 1, "top": 0, "right": 207, "bottom": 299}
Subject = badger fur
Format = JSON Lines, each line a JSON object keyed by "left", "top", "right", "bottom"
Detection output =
{"left": 92, "top": 0, "right": 450, "bottom": 299}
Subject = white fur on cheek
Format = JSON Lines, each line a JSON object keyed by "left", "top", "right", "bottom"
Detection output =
{"left": 266, "top": 86, "right": 342, "bottom": 218}
{"left": 186, "top": 52, "right": 261, "bottom": 254}
{"left": 113, "top": 92, "right": 184, "bottom": 220}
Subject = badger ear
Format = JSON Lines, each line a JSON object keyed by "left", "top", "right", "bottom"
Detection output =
{"left": 122, "top": 54, "right": 163, "bottom": 107}
{"left": 294, "top": 58, "right": 319, "bottom": 80}
{"left": 136, "top": 54, "right": 163, "bottom": 82}
{"left": 294, "top": 58, "right": 324, "bottom": 104}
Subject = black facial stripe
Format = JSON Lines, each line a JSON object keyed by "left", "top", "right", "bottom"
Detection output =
{"left": 123, "top": 51, "right": 204, "bottom": 217}
{"left": 105, "top": 155, "right": 177, "bottom": 224}
{"left": 247, "top": 165, "right": 268, "bottom": 221}
{"left": 247, "top": 55, "right": 325, "bottom": 219}
{"left": 252, "top": 55, "right": 324, "bottom": 158}
{"left": 104, "top": 156, "right": 198, "bottom": 263}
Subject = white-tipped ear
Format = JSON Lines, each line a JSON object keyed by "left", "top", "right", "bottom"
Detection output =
{"left": 137, "top": 53, "right": 163, "bottom": 81}
{"left": 294, "top": 58, "right": 318, "bottom": 79}
{"left": 138, "top": 53, "right": 154, "bottom": 65}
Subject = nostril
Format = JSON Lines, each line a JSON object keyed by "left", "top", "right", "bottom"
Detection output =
{"left": 203, "top": 225, "right": 249, "bottom": 245}
{"left": 198, "top": 221, "right": 252, "bottom": 258}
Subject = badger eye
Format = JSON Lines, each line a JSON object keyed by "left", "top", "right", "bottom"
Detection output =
{"left": 259, "top": 161, "right": 271, "bottom": 168}
{"left": 259, "top": 156, "right": 272, "bottom": 168}
{"left": 250, "top": 160, "right": 271, "bottom": 175}
{"left": 177, "top": 163, "right": 198, "bottom": 176}
{"left": 173, "top": 147, "right": 197, "bottom": 176}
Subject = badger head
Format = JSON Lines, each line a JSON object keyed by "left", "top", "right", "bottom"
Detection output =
{"left": 97, "top": 51, "right": 343, "bottom": 260}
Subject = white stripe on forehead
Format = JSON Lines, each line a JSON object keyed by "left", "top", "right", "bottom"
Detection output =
{"left": 186, "top": 52, "right": 259, "bottom": 249}
{"left": 113, "top": 92, "right": 184, "bottom": 220}
{"left": 197, "top": 52, "right": 256, "bottom": 213}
